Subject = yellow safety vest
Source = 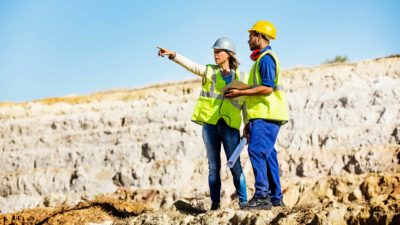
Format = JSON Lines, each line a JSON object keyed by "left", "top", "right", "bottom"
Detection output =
{"left": 245, "top": 50, "right": 289, "bottom": 125}
{"left": 192, "top": 65, "right": 246, "bottom": 130}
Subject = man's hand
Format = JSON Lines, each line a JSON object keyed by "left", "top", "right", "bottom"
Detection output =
{"left": 224, "top": 88, "right": 242, "bottom": 98}
{"left": 243, "top": 123, "right": 250, "bottom": 144}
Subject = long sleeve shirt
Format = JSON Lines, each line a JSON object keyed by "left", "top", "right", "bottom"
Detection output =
{"left": 171, "top": 53, "right": 207, "bottom": 77}
{"left": 171, "top": 53, "right": 234, "bottom": 84}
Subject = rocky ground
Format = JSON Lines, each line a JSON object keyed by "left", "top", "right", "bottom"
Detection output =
{"left": 0, "top": 55, "right": 399, "bottom": 224}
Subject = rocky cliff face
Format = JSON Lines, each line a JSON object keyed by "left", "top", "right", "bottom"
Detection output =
{"left": 0, "top": 56, "right": 399, "bottom": 224}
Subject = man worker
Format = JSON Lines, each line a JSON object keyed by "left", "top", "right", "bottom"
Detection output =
{"left": 225, "top": 20, "right": 289, "bottom": 209}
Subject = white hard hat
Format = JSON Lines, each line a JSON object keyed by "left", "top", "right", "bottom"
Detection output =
{"left": 212, "top": 37, "right": 236, "bottom": 53}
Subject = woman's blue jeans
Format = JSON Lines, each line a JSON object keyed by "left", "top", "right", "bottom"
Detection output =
{"left": 202, "top": 120, "right": 247, "bottom": 204}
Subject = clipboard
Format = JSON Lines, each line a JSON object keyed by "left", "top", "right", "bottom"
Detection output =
{"left": 222, "top": 79, "right": 251, "bottom": 93}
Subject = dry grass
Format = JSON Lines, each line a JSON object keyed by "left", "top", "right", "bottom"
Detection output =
{"left": 1, "top": 54, "right": 398, "bottom": 108}
{"left": 0, "top": 78, "right": 201, "bottom": 108}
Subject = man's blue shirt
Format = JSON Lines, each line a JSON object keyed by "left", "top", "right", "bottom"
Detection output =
{"left": 259, "top": 46, "right": 276, "bottom": 88}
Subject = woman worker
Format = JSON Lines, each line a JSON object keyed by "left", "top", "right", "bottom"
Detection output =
{"left": 157, "top": 37, "right": 247, "bottom": 210}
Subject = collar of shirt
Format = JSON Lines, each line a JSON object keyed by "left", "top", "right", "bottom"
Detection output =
{"left": 221, "top": 70, "right": 233, "bottom": 84}
{"left": 260, "top": 45, "right": 272, "bottom": 53}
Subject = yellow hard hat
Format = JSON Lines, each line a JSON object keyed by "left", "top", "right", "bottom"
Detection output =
{"left": 248, "top": 20, "right": 276, "bottom": 40}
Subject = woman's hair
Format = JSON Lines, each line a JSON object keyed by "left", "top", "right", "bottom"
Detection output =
{"left": 227, "top": 51, "right": 240, "bottom": 70}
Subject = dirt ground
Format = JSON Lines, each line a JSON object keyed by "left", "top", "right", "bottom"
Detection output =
{"left": 1, "top": 185, "right": 399, "bottom": 225}
{"left": 0, "top": 196, "right": 151, "bottom": 225}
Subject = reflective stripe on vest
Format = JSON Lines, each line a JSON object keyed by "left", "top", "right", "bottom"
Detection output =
{"left": 251, "top": 84, "right": 285, "bottom": 91}
{"left": 199, "top": 90, "right": 242, "bottom": 109}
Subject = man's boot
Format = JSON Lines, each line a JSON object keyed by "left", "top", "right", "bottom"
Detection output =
{"left": 241, "top": 195, "right": 272, "bottom": 210}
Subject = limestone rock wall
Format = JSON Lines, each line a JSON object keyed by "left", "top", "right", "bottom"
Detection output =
{"left": 0, "top": 56, "right": 399, "bottom": 213}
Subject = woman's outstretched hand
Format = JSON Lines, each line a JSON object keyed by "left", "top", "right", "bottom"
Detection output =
{"left": 157, "top": 47, "right": 176, "bottom": 59}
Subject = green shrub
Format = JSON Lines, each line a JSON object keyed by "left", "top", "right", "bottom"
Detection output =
{"left": 323, "top": 55, "right": 348, "bottom": 64}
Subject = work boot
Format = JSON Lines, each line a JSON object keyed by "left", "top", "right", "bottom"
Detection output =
{"left": 239, "top": 201, "right": 247, "bottom": 210}
{"left": 242, "top": 195, "right": 272, "bottom": 210}
{"left": 272, "top": 200, "right": 285, "bottom": 207}
{"left": 210, "top": 202, "right": 220, "bottom": 210}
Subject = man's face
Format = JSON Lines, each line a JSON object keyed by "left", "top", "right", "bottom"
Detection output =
{"left": 248, "top": 31, "right": 260, "bottom": 51}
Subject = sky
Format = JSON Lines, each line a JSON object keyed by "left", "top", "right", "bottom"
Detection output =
{"left": 0, "top": 0, "right": 399, "bottom": 102}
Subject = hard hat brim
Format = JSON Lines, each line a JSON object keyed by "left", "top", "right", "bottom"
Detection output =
{"left": 211, "top": 47, "right": 234, "bottom": 53}
{"left": 247, "top": 29, "right": 275, "bottom": 40}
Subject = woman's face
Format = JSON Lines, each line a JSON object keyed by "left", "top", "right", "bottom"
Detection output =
{"left": 213, "top": 49, "right": 229, "bottom": 65}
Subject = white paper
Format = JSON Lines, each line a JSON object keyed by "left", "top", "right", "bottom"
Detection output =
{"left": 227, "top": 137, "right": 247, "bottom": 168}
